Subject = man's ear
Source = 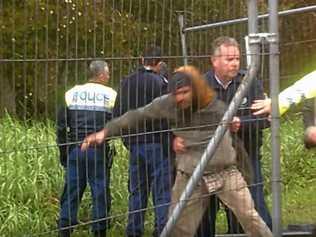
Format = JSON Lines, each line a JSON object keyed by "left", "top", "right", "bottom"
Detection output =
{"left": 140, "top": 56, "right": 144, "bottom": 65}
{"left": 209, "top": 56, "right": 213, "bottom": 66}
{"left": 154, "top": 62, "right": 163, "bottom": 73}
{"left": 210, "top": 56, "right": 217, "bottom": 67}
{"left": 98, "top": 72, "right": 108, "bottom": 82}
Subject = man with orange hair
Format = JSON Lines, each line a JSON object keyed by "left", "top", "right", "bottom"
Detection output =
{"left": 81, "top": 65, "right": 272, "bottom": 237}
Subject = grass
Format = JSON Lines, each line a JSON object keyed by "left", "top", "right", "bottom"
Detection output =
{"left": 282, "top": 185, "right": 316, "bottom": 225}
{"left": 261, "top": 113, "right": 316, "bottom": 227}
{"left": 0, "top": 112, "right": 315, "bottom": 236}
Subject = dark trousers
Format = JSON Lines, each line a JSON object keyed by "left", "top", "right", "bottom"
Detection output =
{"left": 126, "top": 143, "right": 173, "bottom": 237}
{"left": 195, "top": 157, "right": 272, "bottom": 237}
{"left": 58, "top": 145, "right": 111, "bottom": 232}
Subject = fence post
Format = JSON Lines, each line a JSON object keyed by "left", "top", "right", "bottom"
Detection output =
{"left": 269, "top": 0, "right": 282, "bottom": 236}
{"left": 178, "top": 14, "right": 188, "bottom": 65}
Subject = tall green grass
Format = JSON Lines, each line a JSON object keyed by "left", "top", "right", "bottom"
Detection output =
{"left": 0, "top": 114, "right": 62, "bottom": 236}
{"left": 0, "top": 112, "right": 315, "bottom": 236}
{"left": 261, "top": 113, "right": 316, "bottom": 226}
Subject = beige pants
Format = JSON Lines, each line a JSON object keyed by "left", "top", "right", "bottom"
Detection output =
{"left": 169, "top": 167, "right": 272, "bottom": 237}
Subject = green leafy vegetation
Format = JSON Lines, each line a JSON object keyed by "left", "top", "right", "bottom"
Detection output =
{"left": 0, "top": 113, "right": 315, "bottom": 236}
{"left": 1, "top": 1, "right": 315, "bottom": 119}
{"left": 261, "top": 113, "right": 316, "bottom": 226}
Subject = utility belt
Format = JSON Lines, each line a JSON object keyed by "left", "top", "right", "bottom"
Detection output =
{"left": 60, "top": 143, "right": 115, "bottom": 169}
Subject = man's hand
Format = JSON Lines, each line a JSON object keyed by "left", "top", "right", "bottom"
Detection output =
{"left": 251, "top": 98, "right": 272, "bottom": 116}
{"left": 173, "top": 136, "right": 186, "bottom": 154}
{"left": 81, "top": 128, "right": 108, "bottom": 151}
{"left": 304, "top": 126, "right": 316, "bottom": 148}
{"left": 230, "top": 116, "right": 241, "bottom": 133}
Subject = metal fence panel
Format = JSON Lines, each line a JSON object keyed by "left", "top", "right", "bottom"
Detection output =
{"left": 0, "top": 0, "right": 315, "bottom": 236}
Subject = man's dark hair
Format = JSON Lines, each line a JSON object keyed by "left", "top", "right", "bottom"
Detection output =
{"left": 143, "top": 45, "right": 162, "bottom": 66}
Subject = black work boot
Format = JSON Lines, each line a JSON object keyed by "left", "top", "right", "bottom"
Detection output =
{"left": 59, "top": 229, "right": 71, "bottom": 237}
{"left": 93, "top": 229, "right": 106, "bottom": 237}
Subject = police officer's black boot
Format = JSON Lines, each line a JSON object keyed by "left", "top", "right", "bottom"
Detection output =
{"left": 93, "top": 229, "right": 106, "bottom": 237}
{"left": 59, "top": 229, "right": 71, "bottom": 237}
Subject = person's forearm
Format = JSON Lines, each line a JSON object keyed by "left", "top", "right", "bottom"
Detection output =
{"left": 105, "top": 109, "right": 147, "bottom": 137}
{"left": 105, "top": 94, "right": 174, "bottom": 137}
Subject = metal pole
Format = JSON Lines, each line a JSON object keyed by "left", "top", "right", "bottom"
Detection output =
{"left": 248, "top": 0, "right": 258, "bottom": 35}
{"left": 269, "top": 0, "right": 282, "bottom": 237}
{"left": 244, "top": 36, "right": 251, "bottom": 68}
{"left": 184, "top": 5, "right": 316, "bottom": 32}
{"left": 159, "top": 2, "right": 260, "bottom": 235}
{"left": 178, "top": 14, "right": 188, "bottom": 65}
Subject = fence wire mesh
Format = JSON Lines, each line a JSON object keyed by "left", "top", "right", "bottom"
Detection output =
{"left": 0, "top": 0, "right": 316, "bottom": 236}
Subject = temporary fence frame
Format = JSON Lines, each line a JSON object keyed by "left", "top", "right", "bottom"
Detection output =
{"left": 165, "top": 2, "right": 316, "bottom": 237}
{"left": 178, "top": 4, "right": 316, "bottom": 66}
{"left": 1, "top": 1, "right": 315, "bottom": 236}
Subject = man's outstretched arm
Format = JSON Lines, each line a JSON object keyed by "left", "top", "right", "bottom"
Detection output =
{"left": 81, "top": 94, "right": 175, "bottom": 151}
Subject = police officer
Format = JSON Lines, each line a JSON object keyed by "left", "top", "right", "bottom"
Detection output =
{"left": 113, "top": 46, "right": 173, "bottom": 237}
{"left": 57, "top": 61, "right": 117, "bottom": 237}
